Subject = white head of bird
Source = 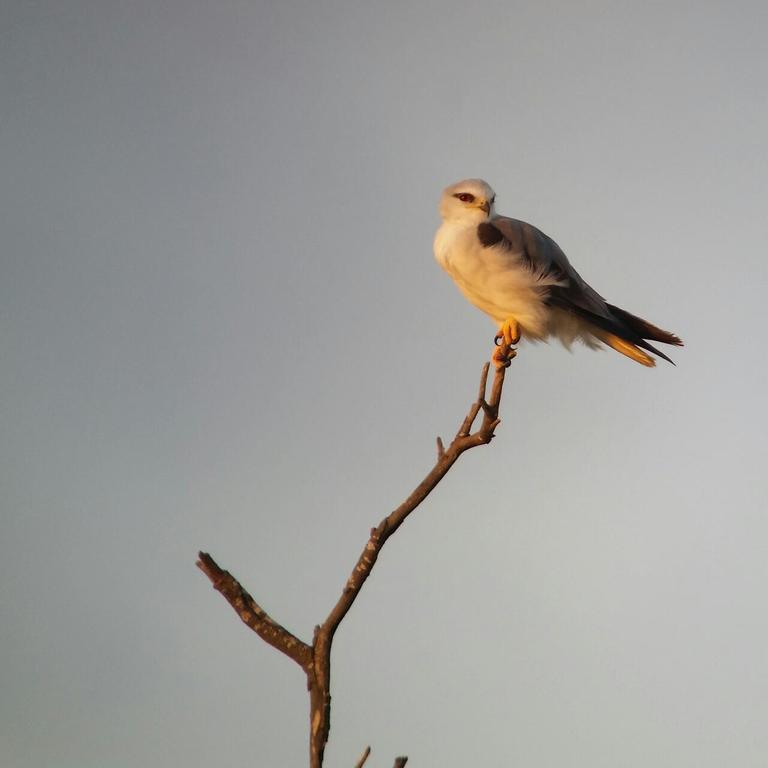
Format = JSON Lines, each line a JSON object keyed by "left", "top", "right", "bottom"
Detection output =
{"left": 438, "top": 178, "right": 497, "bottom": 223}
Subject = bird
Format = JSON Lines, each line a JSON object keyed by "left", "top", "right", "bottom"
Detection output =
{"left": 433, "top": 178, "right": 683, "bottom": 368}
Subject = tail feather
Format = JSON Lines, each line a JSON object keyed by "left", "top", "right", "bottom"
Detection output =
{"left": 566, "top": 304, "right": 679, "bottom": 366}
{"left": 549, "top": 291, "right": 682, "bottom": 366}
{"left": 638, "top": 340, "right": 675, "bottom": 365}
{"left": 606, "top": 304, "right": 683, "bottom": 347}
{"left": 589, "top": 328, "right": 656, "bottom": 367}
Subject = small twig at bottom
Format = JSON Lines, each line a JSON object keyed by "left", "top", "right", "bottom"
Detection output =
{"left": 354, "top": 745, "right": 371, "bottom": 768}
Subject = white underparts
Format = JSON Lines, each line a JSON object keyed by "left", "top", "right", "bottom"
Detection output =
{"left": 434, "top": 221, "right": 569, "bottom": 343}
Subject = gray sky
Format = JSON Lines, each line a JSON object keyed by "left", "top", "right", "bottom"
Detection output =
{"left": 2, "top": 1, "right": 767, "bottom": 766}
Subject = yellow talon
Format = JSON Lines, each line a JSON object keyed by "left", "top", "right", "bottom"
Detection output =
{"left": 491, "top": 317, "right": 521, "bottom": 368}
{"left": 495, "top": 317, "right": 521, "bottom": 346}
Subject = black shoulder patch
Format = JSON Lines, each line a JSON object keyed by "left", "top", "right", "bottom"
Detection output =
{"left": 477, "top": 222, "right": 505, "bottom": 248}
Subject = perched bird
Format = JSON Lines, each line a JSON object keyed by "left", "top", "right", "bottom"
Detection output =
{"left": 434, "top": 178, "right": 682, "bottom": 368}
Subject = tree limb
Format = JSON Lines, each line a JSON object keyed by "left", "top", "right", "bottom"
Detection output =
{"left": 198, "top": 342, "right": 514, "bottom": 766}
{"left": 196, "top": 552, "right": 313, "bottom": 671}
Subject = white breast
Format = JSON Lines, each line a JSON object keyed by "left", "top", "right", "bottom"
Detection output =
{"left": 433, "top": 220, "right": 557, "bottom": 339}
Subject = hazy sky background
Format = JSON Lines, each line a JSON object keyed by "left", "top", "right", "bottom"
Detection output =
{"left": 2, "top": 1, "right": 767, "bottom": 766}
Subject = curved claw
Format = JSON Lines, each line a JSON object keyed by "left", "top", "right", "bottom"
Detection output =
{"left": 497, "top": 317, "right": 521, "bottom": 347}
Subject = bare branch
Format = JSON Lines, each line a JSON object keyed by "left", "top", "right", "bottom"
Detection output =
{"left": 199, "top": 341, "right": 515, "bottom": 767}
{"left": 196, "top": 552, "right": 312, "bottom": 670}
{"left": 354, "top": 745, "right": 371, "bottom": 768}
{"left": 477, "top": 360, "right": 490, "bottom": 400}
{"left": 334, "top": 352, "right": 509, "bottom": 626}
{"left": 457, "top": 400, "right": 482, "bottom": 437}
{"left": 310, "top": 344, "right": 513, "bottom": 763}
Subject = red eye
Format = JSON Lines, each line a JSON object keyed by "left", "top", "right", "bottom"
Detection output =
{"left": 454, "top": 192, "right": 475, "bottom": 203}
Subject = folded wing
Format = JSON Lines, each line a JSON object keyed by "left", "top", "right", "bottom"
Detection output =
{"left": 481, "top": 216, "right": 683, "bottom": 366}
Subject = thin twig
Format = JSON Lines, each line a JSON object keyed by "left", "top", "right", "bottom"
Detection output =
{"left": 354, "top": 745, "right": 371, "bottom": 768}
{"left": 393, "top": 757, "right": 408, "bottom": 768}
{"left": 196, "top": 552, "right": 312, "bottom": 670}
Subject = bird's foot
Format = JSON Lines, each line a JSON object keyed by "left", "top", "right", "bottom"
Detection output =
{"left": 492, "top": 344, "right": 517, "bottom": 369}
{"left": 494, "top": 317, "right": 521, "bottom": 346}
{"left": 492, "top": 317, "right": 520, "bottom": 368}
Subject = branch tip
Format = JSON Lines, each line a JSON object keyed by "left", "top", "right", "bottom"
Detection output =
{"left": 196, "top": 551, "right": 223, "bottom": 582}
{"left": 354, "top": 745, "right": 372, "bottom": 768}
{"left": 478, "top": 361, "right": 491, "bottom": 399}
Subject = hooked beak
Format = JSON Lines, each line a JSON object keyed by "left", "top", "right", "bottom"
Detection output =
{"left": 479, "top": 200, "right": 490, "bottom": 214}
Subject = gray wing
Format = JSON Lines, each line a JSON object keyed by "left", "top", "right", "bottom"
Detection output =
{"left": 480, "top": 215, "right": 611, "bottom": 318}
{"left": 478, "top": 216, "right": 681, "bottom": 363}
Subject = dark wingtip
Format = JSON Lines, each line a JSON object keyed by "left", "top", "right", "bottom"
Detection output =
{"left": 658, "top": 331, "right": 684, "bottom": 347}
{"left": 605, "top": 304, "right": 683, "bottom": 348}
{"left": 640, "top": 339, "right": 676, "bottom": 366}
